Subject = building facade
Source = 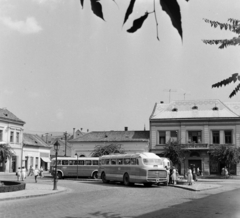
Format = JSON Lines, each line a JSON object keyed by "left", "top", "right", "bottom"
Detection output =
{"left": 69, "top": 129, "right": 150, "bottom": 157}
{"left": 149, "top": 99, "right": 240, "bottom": 176}
{"left": 23, "top": 133, "right": 51, "bottom": 171}
{"left": 0, "top": 108, "right": 25, "bottom": 173}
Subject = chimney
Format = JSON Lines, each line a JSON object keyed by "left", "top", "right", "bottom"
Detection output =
{"left": 124, "top": 127, "right": 128, "bottom": 131}
{"left": 73, "top": 128, "right": 76, "bottom": 139}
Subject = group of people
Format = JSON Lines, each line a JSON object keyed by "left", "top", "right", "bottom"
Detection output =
{"left": 16, "top": 165, "right": 44, "bottom": 183}
{"left": 165, "top": 166, "right": 201, "bottom": 186}
{"left": 221, "top": 167, "right": 229, "bottom": 179}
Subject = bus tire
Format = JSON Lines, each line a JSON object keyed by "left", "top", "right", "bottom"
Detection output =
{"left": 123, "top": 173, "right": 131, "bottom": 186}
{"left": 164, "top": 182, "right": 168, "bottom": 186}
{"left": 57, "top": 172, "right": 62, "bottom": 179}
{"left": 92, "top": 171, "right": 98, "bottom": 179}
{"left": 144, "top": 183, "right": 152, "bottom": 187}
{"left": 101, "top": 172, "right": 109, "bottom": 183}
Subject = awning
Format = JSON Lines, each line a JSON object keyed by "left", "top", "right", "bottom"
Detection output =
{"left": 41, "top": 157, "right": 51, "bottom": 163}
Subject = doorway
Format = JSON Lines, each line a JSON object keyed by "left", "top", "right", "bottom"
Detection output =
{"left": 188, "top": 160, "right": 202, "bottom": 172}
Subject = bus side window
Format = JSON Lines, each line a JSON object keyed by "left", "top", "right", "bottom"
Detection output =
{"left": 79, "top": 160, "right": 84, "bottom": 165}
{"left": 69, "top": 160, "right": 73, "bottom": 165}
{"left": 57, "top": 160, "right": 61, "bottom": 165}
{"left": 93, "top": 160, "right": 98, "bottom": 165}
{"left": 118, "top": 159, "right": 123, "bottom": 165}
{"left": 130, "top": 158, "right": 137, "bottom": 165}
{"left": 85, "top": 160, "right": 91, "bottom": 165}
{"left": 111, "top": 159, "right": 116, "bottom": 165}
{"left": 101, "top": 159, "right": 105, "bottom": 165}
{"left": 62, "top": 160, "right": 68, "bottom": 165}
{"left": 124, "top": 158, "right": 130, "bottom": 165}
{"left": 105, "top": 159, "right": 109, "bottom": 165}
{"left": 73, "top": 160, "right": 78, "bottom": 165}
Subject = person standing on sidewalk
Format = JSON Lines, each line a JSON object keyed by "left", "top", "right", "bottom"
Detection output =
{"left": 16, "top": 167, "right": 21, "bottom": 181}
{"left": 187, "top": 167, "right": 193, "bottom": 186}
{"left": 21, "top": 166, "right": 26, "bottom": 180}
{"left": 28, "top": 165, "right": 34, "bottom": 176}
{"left": 34, "top": 165, "right": 39, "bottom": 183}
{"left": 39, "top": 166, "right": 44, "bottom": 178}
{"left": 171, "top": 167, "right": 177, "bottom": 185}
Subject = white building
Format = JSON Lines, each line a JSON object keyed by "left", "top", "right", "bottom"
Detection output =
{"left": 0, "top": 108, "right": 25, "bottom": 173}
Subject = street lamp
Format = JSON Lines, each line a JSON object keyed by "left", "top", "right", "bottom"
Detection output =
{"left": 75, "top": 153, "right": 78, "bottom": 180}
{"left": 53, "top": 139, "right": 60, "bottom": 190}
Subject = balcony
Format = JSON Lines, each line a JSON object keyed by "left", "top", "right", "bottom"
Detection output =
{"left": 181, "top": 143, "right": 210, "bottom": 150}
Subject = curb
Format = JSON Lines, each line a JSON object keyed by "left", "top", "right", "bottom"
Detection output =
{"left": 0, "top": 187, "right": 70, "bottom": 202}
{"left": 169, "top": 184, "right": 221, "bottom": 192}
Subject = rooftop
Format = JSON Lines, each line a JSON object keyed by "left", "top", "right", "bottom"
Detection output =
{"left": 0, "top": 108, "right": 25, "bottom": 124}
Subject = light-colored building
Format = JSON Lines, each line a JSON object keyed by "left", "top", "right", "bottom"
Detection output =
{"left": 149, "top": 99, "right": 240, "bottom": 176}
{"left": 23, "top": 133, "right": 51, "bottom": 171}
{"left": 69, "top": 128, "right": 149, "bottom": 157}
{"left": 0, "top": 108, "right": 25, "bottom": 173}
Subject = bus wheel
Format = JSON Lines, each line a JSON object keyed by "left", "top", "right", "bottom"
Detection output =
{"left": 164, "top": 182, "right": 168, "bottom": 186}
{"left": 123, "top": 173, "right": 130, "bottom": 186}
{"left": 92, "top": 171, "right": 98, "bottom": 179}
{"left": 144, "top": 183, "right": 152, "bottom": 187}
{"left": 101, "top": 172, "right": 108, "bottom": 183}
{"left": 57, "top": 172, "right": 62, "bottom": 179}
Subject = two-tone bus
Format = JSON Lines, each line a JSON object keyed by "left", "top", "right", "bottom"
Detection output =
{"left": 98, "top": 152, "right": 168, "bottom": 187}
{"left": 50, "top": 157, "right": 99, "bottom": 179}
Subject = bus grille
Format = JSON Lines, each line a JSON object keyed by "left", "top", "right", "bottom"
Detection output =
{"left": 148, "top": 170, "right": 167, "bottom": 178}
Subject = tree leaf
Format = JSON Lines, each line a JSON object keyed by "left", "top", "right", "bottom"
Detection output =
{"left": 127, "top": 12, "right": 148, "bottom": 33}
{"left": 80, "top": 0, "right": 84, "bottom": 8}
{"left": 90, "top": 0, "right": 105, "bottom": 21}
{"left": 123, "top": 0, "right": 136, "bottom": 26}
{"left": 160, "top": 0, "right": 183, "bottom": 39}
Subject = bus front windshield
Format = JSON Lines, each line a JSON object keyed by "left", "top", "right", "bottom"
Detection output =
{"left": 143, "top": 159, "right": 162, "bottom": 165}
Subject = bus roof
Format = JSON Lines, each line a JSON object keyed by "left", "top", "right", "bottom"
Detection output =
{"left": 51, "top": 157, "right": 99, "bottom": 161}
{"left": 100, "top": 152, "right": 161, "bottom": 159}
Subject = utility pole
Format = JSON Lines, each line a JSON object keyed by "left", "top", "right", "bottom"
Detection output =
{"left": 64, "top": 132, "right": 67, "bottom": 156}
{"left": 163, "top": 89, "right": 177, "bottom": 103}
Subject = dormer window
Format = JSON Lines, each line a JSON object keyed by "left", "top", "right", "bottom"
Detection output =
{"left": 192, "top": 105, "right": 198, "bottom": 110}
{"left": 172, "top": 108, "right": 178, "bottom": 112}
{"left": 212, "top": 106, "right": 218, "bottom": 111}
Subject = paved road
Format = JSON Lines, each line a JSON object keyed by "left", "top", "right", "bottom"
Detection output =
{"left": 1, "top": 175, "right": 240, "bottom": 218}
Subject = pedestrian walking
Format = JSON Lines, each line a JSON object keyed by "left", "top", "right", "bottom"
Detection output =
{"left": 169, "top": 168, "right": 173, "bottom": 184}
{"left": 187, "top": 167, "right": 193, "bottom": 186}
{"left": 39, "top": 166, "right": 44, "bottom": 178}
{"left": 34, "top": 165, "right": 39, "bottom": 183}
{"left": 165, "top": 166, "right": 170, "bottom": 185}
{"left": 171, "top": 167, "right": 177, "bottom": 185}
{"left": 16, "top": 167, "right": 21, "bottom": 181}
{"left": 28, "top": 165, "right": 34, "bottom": 176}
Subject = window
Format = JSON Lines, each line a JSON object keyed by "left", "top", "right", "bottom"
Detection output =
{"left": 170, "top": 131, "right": 178, "bottom": 143}
{"left": 117, "top": 159, "right": 123, "bottom": 165}
{"left": 85, "top": 160, "right": 92, "bottom": 165}
{"left": 124, "top": 158, "right": 130, "bottom": 165}
{"left": 212, "top": 131, "right": 220, "bottom": 144}
{"left": 159, "top": 131, "right": 166, "bottom": 144}
{"left": 225, "top": 131, "right": 232, "bottom": 144}
{"left": 16, "top": 132, "right": 20, "bottom": 143}
{"left": 188, "top": 131, "right": 202, "bottom": 143}
{"left": 10, "top": 131, "right": 14, "bottom": 143}
{"left": 69, "top": 160, "right": 74, "bottom": 165}
{"left": 130, "top": 158, "right": 138, "bottom": 165}
{"left": 93, "top": 160, "right": 99, "bottom": 165}
{"left": 0, "top": 130, "right": 2, "bottom": 141}
{"left": 62, "top": 160, "right": 69, "bottom": 165}
{"left": 111, "top": 159, "right": 117, "bottom": 165}
{"left": 105, "top": 159, "right": 109, "bottom": 165}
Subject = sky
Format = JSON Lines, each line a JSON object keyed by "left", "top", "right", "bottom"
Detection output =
{"left": 1, "top": 0, "right": 240, "bottom": 134}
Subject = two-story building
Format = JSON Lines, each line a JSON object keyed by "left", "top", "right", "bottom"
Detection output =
{"left": 149, "top": 99, "right": 240, "bottom": 176}
{"left": 0, "top": 108, "right": 25, "bottom": 172}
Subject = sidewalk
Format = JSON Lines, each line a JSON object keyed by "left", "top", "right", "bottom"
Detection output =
{"left": 0, "top": 172, "right": 68, "bottom": 201}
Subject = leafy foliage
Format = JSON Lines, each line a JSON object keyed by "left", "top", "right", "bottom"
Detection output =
{"left": 0, "top": 143, "right": 15, "bottom": 163}
{"left": 162, "top": 141, "right": 189, "bottom": 166}
{"left": 80, "top": 0, "right": 190, "bottom": 40}
{"left": 91, "top": 143, "right": 125, "bottom": 157}
{"left": 208, "top": 145, "right": 240, "bottom": 170}
{"left": 203, "top": 18, "right": 240, "bottom": 98}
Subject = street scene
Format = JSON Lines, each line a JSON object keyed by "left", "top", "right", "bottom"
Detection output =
{"left": 1, "top": 0, "right": 240, "bottom": 218}
{"left": 1, "top": 173, "right": 240, "bottom": 218}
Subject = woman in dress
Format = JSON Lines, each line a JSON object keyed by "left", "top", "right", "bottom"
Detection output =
{"left": 171, "top": 167, "right": 177, "bottom": 185}
{"left": 187, "top": 167, "right": 193, "bottom": 185}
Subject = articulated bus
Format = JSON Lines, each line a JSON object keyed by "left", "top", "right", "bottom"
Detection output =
{"left": 50, "top": 157, "right": 99, "bottom": 179}
{"left": 98, "top": 152, "right": 168, "bottom": 187}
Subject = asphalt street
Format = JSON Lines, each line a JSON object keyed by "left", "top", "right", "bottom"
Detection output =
{"left": 0, "top": 174, "right": 240, "bottom": 218}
